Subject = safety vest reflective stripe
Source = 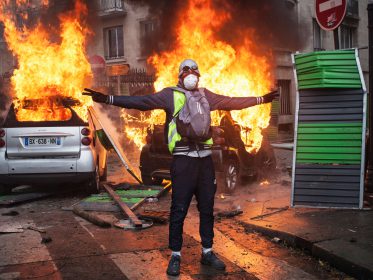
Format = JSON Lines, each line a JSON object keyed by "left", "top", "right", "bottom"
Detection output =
{"left": 168, "top": 90, "right": 213, "bottom": 153}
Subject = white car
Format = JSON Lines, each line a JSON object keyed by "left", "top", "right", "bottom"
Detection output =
{"left": 0, "top": 100, "right": 107, "bottom": 194}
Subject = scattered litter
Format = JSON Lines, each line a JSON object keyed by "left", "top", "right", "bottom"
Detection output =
{"left": 347, "top": 229, "right": 357, "bottom": 233}
{"left": 0, "top": 192, "right": 51, "bottom": 206}
{"left": 73, "top": 206, "right": 111, "bottom": 228}
{"left": 41, "top": 236, "right": 52, "bottom": 244}
{"left": 220, "top": 194, "right": 225, "bottom": 199}
{"left": 349, "top": 237, "right": 357, "bottom": 243}
{"left": 215, "top": 209, "right": 243, "bottom": 218}
{"left": 26, "top": 225, "right": 46, "bottom": 233}
{"left": 260, "top": 180, "right": 270, "bottom": 186}
{"left": 249, "top": 198, "right": 256, "bottom": 203}
{"left": 272, "top": 237, "right": 281, "bottom": 243}
{"left": 0, "top": 223, "right": 24, "bottom": 233}
{"left": 138, "top": 210, "right": 169, "bottom": 224}
{"left": 250, "top": 206, "right": 289, "bottom": 220}
{"left": 145, "top": 197, "right": 158, "bottom": 203}
{"left": 1, "top": 210, "right": 19, "bottom": 216}
{"left": 114, "top": 219, "right": 153, "bottom": 230}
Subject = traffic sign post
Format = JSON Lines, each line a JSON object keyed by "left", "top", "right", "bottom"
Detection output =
{"left": 315, "top": 0, "right": 347, "bottom": 49}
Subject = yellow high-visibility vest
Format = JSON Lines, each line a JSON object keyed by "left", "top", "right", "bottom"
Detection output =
{"left": 167, "top": 90, "right": 213, "bottom": 153}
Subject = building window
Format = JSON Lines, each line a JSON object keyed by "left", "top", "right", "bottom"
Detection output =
{"left": 140, "top": 19, "right": 158, "bottom": 56}
{"left": 346, "top": 0, "right": 359, "bottom": 19}
{"left": 104, "top": 26, "right": 124, "bottom": 60}
{"left": 340, "top": 25, "right": 355, "bottom": 49}
{"left": 313, "top": 19, "right": 323, "bottom": 51}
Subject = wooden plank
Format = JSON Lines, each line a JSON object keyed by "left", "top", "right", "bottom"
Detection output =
{"left": 299, "top": 95, "right": 363, "bottom": 103}
{"left": 294, "top": 181, "right": 360, "bottom": 190}
{"left": 297, "top": 147, "right": 361, "bottom": 154}
{"left": 300, "top": 108, "right": 362, "bottom": 115}
{"left": 293, "top": 195, "right": 359, "bottom": 204}
{"left": 295, "top": 174, "right": 360, "bottom": 183}
{"left": 295, "top": 164, "right": 361, "bottom": 169}
{"left": 299, "top": 89, "right": 363, "bottom": 97}
{"left": 89, "top": 107, "right": 143, "bottom": 184}
{"left": 297, "top": 133, "right": 362, "bottom": 140}
{"left": 294, "top": 189, "right": 359, "bottom": 197}
{"left": 103, "top": 184, "right": 142, "bottom": 227}
{"left": 298, "top": 114, "right": 363, "bottom": 122}
{"left": 296, "top": 153, "right": 361, "bottom": 161}
{"left": 293, "top": 201, "right": 359, "bottom": 207}
{"left": 296, "top": 159, "right": 361, "bottom": 164}
{"left": 300, "top": 101, "right": 363, "bottom": 109}
{"left": 298, "top": 122, "right": 362, "bottom": 128}
{"left": 295, "top": 167, "right": 361, "bottom": 175}
{"left": 297, "top": 140, "right": 362, "bottom": 147}
{"left": 297, "top": 127, "right": 362, "bottom": 134}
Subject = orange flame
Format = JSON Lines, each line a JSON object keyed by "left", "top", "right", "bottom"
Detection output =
{"left": 0, "top": 0, "right": 92, "bottom": 122}
{"left": 124, "top": 0, "right": 274, "bottom": 153}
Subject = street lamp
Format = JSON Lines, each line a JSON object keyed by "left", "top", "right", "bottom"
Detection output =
{"left": 366, "top": 0, "right": 373, "bottom": 191}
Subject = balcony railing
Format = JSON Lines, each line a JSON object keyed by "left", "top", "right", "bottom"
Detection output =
{"left": 98, "top": 0, "right": 126, "bottom": 18}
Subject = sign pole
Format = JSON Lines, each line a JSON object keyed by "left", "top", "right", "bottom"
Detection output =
{"left": 366, "top": 1, "right": 373, "bottom": 190}
{"left": 333, "top": 28, "right": 340, "bottom": 49}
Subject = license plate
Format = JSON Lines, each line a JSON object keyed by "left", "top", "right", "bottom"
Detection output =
{"left": 24, "top": 137, "right": 61, "bottom": 146}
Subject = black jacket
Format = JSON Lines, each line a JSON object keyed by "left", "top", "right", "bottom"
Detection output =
{"left": 112, "top": 87, "right": 258, "bottom": 142}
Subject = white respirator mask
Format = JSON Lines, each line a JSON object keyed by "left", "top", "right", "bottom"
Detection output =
{"left": 183, "top": 74, "right": 199, "bottom": 90}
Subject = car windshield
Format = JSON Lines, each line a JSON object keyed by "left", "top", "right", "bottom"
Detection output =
{"left": 3, "top": 100, "right": 87, "bottom": 128}
{"left": 14, "top": 97, "right": 74, "bottom": 122}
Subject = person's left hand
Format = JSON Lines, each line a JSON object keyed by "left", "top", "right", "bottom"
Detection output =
{"left": 259, "top": 90, "right": 279, "bottom": 104}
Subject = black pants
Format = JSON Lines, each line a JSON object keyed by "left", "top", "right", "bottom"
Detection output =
{"left": 169, "top": 155, "right": 217, "bottom": 251}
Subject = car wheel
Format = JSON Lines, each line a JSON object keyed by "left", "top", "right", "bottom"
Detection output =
{"left": 85, "top": 164, "right": 100, "bottom": 194}
{"left": 218, "top": 160, "right": 239, "bottom": 194}
{"left": 0, "top": 185, "right": 13, "bottom": 195}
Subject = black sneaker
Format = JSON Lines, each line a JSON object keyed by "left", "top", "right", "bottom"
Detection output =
{"left": 200, "top": 251, "right": 226, "bottom": 270}
{"left": 166, "top": 255, "right": 181, "bottom": 276}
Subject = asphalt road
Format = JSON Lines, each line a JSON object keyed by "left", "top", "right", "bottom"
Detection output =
{"left": 0, "top": 187, "right": 350, "bottom": 280}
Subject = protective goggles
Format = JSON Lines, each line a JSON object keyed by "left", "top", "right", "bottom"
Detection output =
{"left": 180, "top": 65, "right": 200, "bottom": 77}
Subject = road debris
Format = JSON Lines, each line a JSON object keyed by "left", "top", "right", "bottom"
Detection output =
{"left": 272, "top": 237, "right": 281, "bottom": 243}
{"left": 250, "top": 206, "right": 289, "bottom": 220}
{"left": 26, "top": 225, "right": 46, "bottom": 233}
{"left": 41, "top": 236, "right": 52, "bottom": 244}
{"left": 1, "top": 210, "right": 19, "bottom": 216}
{"left": 0, "top": 192, "right": 51, "bottom": 207}
{"left": 0, "top": 223, "right": 24, "bottom": 233}
{"left": 138, "top": 210, "right": 170, "bottom": 224}
{"left": 215, "top": 209, "right": 243, "bottom": 218}
{"left": 103, "top": 183, "right": 143, "bottom": 228}
{"left": 114, "top": 219, "right": 153, "bottom": 230}
{"left": 72, "top": 206, "right": 111, "bottom": 228}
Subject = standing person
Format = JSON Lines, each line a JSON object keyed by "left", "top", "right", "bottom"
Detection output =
{"left": 83, "top": 59, "right": 277, "bottom": 276}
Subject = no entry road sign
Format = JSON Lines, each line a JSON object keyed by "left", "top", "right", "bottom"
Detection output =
{"left": 315, "top": 0, "right": 347, "bottom": 31}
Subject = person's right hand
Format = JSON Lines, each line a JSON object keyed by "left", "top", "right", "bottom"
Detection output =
{"left": 82, "top": 88, "right": 108, "bottom": 103}
{"left": 262, "top": 90, "right": 279, "bottom": 103}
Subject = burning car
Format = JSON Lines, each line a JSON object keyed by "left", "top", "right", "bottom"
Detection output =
{"left": 0, "top": 97, "right": 107, "bottom": 194}
{"left": 139, "top": 112, "right": 276, "bottom": 193}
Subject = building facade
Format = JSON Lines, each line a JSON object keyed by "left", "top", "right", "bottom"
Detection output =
{"left": 0, "top": 0, "right": 370, "bottom": 130}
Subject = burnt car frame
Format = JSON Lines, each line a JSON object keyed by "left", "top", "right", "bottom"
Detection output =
{"left": 0, "top": 98, "right": 107, "bottom": 194}
{"left": 139, "top": 112, "right": 276, "bottom": 193}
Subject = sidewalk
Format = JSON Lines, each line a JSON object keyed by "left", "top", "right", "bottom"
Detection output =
{"left": 214, "top": 150, "right": 373, "bottom": 280}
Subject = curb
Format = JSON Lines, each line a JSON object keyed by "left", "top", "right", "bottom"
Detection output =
{"left": 238, "top": 220, "right": 373, "bottom": 280}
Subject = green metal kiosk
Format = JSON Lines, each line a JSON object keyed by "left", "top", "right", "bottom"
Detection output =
{"left": 292, "top": 49, "right": 367, "bottom": 208}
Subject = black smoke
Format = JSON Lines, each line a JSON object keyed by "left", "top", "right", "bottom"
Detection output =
{"left": 132, "top": 0, "right": 304, "bottom": 56}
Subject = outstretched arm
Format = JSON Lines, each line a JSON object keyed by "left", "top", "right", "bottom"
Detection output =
{"left": 82, "top": 88, "right": 171, "bottom": 111}
{"left": 205, "top": 89, "right": 278, "bottom": 111}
